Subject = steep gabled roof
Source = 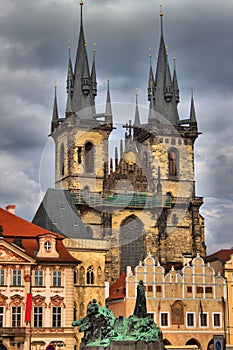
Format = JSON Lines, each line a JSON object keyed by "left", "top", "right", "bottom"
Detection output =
{"left": 107, "top": 273, "right": 126, "bottom": 301}
{"left": 205, "top": 249, "right": 233, "bottom": 264}
{"left": 0, "top": 207, "right": 79, "bottom": 264}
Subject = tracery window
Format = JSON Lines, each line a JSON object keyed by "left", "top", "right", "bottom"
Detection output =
{"left": 86, "top": 266, "right": 94, "bottom": 285}
{"left": 120, "top": 215, "right": 145, "bottom": 274}
{"left": 85, "top": 142, "right": 94, "bottom": 173}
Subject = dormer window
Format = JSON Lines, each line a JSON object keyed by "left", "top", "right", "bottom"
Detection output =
{"left": 44, "top": 241, "right": 52, "bottom": 251}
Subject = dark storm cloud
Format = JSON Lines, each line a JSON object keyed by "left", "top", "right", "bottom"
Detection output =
{"left": 0, "top": 0, "right": 232, "bottom": 253}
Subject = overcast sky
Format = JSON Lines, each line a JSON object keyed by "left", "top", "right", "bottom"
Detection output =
{"left": 0, "top": 0, "right": 232, "bottom": 255}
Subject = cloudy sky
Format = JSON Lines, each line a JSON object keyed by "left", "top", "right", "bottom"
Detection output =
{"left": 0, "top": 0, "right": 232, "bottom": 255}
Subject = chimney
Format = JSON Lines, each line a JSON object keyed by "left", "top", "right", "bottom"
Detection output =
{"left": 6, "top": 205, "right": 16, "bottom": 215}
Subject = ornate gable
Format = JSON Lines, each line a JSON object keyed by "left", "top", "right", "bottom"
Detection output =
{"left": 0, "top": 238, "right": 36, "bottom": 264}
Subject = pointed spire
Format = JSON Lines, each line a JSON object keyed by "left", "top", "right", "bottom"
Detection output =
{"left": 134, "top": 89, "right": 141, "bottom": 127}
{"left": 190, "top": 87, "right": 197, "bottom": 123}
{"left": 148, "top": 48, "right": 154, "bottom": 101}
{"left": 72, "top": 1, "right": 95, "bottom": 117}
{"left": 152, "top": 6, "right": 179, "bottom": 125}
{"left": 115, "top": 147, "right": 118, "bottom": 170}
{"left": 66, "top": 40, "right": 74, "bottom": 94}
{"left": 173, "top": 52, "right": 180, "bottom": 105}
{"left": 66, "top": 71, "right": 73, "bottom": 117}
{"left": 91, "top": 43, "right": 97, "bottom": 98}
{"left": 51, "top": 84, "right": 59, "bottom": 133}
{"left": 120, "top": 139, "right": 123, "bottom": 160}
{"left": 105, "top": 76, "right": 112, "bottom": 116}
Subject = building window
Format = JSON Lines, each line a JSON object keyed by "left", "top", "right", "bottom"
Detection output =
{"left": 34, "top": 306, "right": 43, "bottom": 327}
{"left": 0, "top": 269, "right": 4, "bottom": 285}
{"left": 86, "top": 266, "right": 94, "bottom": 285}
{"left": 160, "top": 312, "right": 169, "bottom": 327}
{"left": 187, "top": 286, "right": 192, "bottom": 293}
{"left": 213, "top": 313, "right": 221, "bottom": 327}
{"left": 147, "top": 313, "right": 155, "bottom": 321}
{"left": 12, "top": 306, "right": 21, "bottom": 327}
{"left": 44, "top": 241, "right": 52, "bottom": 251}
{"left": 12, "top": 269, "right": 22, "bottom": 286}
{"left": 34, "top": 270, "right": 43, "bottom": 286}
{"left": 205, "top": 286, "right": 213, "bottom": 294}
{"left": 171, "top": 300, "right": 184, "bottom": 325}
{"left": 52, "top": 271, "right": 62, "bottom": 287}
{"left": 196, "top": 286, "right": 203, "bottom": 294}
{"left": 186, "top": 312, "right": 195, "bottom": 327}
{"left": 60, "top": 144, "right": 65, "bottom": 176}
{"left": 85, "top": 142, "right": 94, "bottom": 173}
{"left": 156, "top": 285, "right": 162, "bottom": 293}
{"left": 147, "top": 285, "right": 153, "bottom": 292}
{"left": 200, "top": 313, "right": 208, "bottom": 327}
{"left": 52, "top": 306, "right": 61, "bottom": 327}
{"left": 168, "top": 149, "right": 179, "bottom": 177}
{"left": 0, "top": 306, "right": 4, "bottom": 327}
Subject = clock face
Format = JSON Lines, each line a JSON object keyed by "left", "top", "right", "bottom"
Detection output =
{"left": 44, "top": 241, "right": 52, "bottom": 251}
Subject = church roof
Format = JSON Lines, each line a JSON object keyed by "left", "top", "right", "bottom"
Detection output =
{"left": 107, "top": 273, "right": 126, "bottom": 301}
{"left": 0, "top": 207, "right": 79, "bottom": 264}
{"left": 32, "top": 188, "right": 92, "bottom": 239}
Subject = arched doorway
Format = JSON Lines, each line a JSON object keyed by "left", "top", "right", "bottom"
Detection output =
{"left": 120, "top": 215, "right": 145, "bottom": 274}
{"left": 207, "top": 339, "right": 214, "bottom": 350}
{"left": 186, "top": 338, "right": 201, "bottom": 350}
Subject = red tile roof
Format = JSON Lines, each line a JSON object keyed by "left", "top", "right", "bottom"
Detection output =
{"left": 206, "top": 249, "right": 233, "bottom": 263}
{"left": 0, "top": 207, "right": 80, "bottom": 264}
{"left": 108, "top": 273, "right": 126, "bottom": 301}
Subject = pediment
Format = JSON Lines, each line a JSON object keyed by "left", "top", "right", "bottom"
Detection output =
{"left": 0, "top": 238, "right": 36, "bottom": 264}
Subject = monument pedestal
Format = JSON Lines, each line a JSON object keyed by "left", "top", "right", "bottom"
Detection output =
{"left": 80, "top": 340, "right": 164, "bottom": 350}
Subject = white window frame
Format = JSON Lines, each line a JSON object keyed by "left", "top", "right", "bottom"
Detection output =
{"left": 52, "top": 306, "right": 62, "bottom": 328}
{"left": 213, "top": 312, "right": 222, "bottom": 328}
{"left": 199, "top": 312, "right": 208, "bottom": 328}
{"left": 147, "top": 312, "right": 156, "bottom": 322}
{"left": 160, "top": 312, "right": 169, "bottom": 327}
{"left": 12, "top": 269, "right": 22, "bottom": 286}
{"left": 52, "top": 270, "right": 62, "bottom": 287}
{"left": 34, "top": 270, "right": 43, "bottom": 286}
{"left": 186, "top": 312, "right": 196, "bottom": 327}
{"left": 33, "top": 306, "right": 43, "bottom": 327}
{"left": 12, "top": 306, "right": 21, "bottom": 327}
{"left": 0, "top": 306, "right": 4, "bottom": 327}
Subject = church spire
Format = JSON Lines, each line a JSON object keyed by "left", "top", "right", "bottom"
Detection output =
{"left": 190, "top": 87, "right": 197, "bottom": 123}
{"left": 91, "top": 43, "right": 97, "bottom": 98}
{"left": 134, "top": 89, "right": 141, "bottom": 127}
{"left": 152, "top": 6, "right": 179, "bottom": 125}
{"left": 105, "top": 76, "right": 112, "bottom": 116}
{"left": 66, "top": 40, "right": 74, "bottom": 94}
{"left": 148, "top": 49, "right": 154, "bottom": 101}
{"left": 51, "top": 84, "right": 59, "bottom": 133}
{"left": 173, "top": 53, "right": 180, "bottom": 105}
{"left": 72, "top": 1, "right": 95, "bottom": 117}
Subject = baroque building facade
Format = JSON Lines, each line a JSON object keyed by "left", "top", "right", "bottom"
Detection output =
{"left": 0, "top": 205, "right": 79, "bottom": 350}
{"left": 50, "top": 2, "right": 206, "bottom": 283}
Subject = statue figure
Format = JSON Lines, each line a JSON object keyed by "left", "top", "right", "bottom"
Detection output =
{"left": 133, "top": 280, "right": 147, "bottom": 318}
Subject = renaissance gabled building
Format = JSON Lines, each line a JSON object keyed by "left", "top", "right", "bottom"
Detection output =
{"left": 48, "top": 2, "right": 206, "bottom": 282}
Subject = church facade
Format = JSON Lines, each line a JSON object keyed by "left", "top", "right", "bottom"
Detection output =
{"left": 50, "top": 2, "right": 206, "bottom": 282}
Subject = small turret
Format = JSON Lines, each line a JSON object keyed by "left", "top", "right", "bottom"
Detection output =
{"left": 51, "top": 84, "right": 59, "bottom": 133}
{"left": 148, "top": 49, "right": 154, "bottom": 101}
{"left": 164, "top": 50, "right": 173, "bottom": 102}
{"left": 173, "top": 53, "right": 180, "bottom": 105}
{"left": 134, "top": 89, "right": 141, "bottom": 128}
{"left": 91, "top": 43, "right": 97, "bottom": 98}
{"left": 66, "top": 41, "right": 74, "bottom": 94}
{"left": 190, "top": 87, "right": 197, "bottom": 124}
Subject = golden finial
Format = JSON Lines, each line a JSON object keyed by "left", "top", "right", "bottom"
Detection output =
{"left": 68, "top": 40, "right": 71, "bottom": 51}
{"left": 80, "top": 1, "right": 83, "bottom": 5}
{"left": 173, "top": 50, "right": 176, "bottom": 61}
{"left": 54, "top": 80, "right": 57, "bottom": 89}
{"left": 160, "top": 5, "right": 163, "bottom": 17}
{"left": 136, "top": 88, "right": 138, "bottom": 96}
{"left": 149, "top": 47, "right": 152, "bottom": 58}
{"left": 93, "top": 42, "right": 96, "bottom": 53}
{"left": 107, "top": 73, "right": 110, "bottom": 82}
{"left": 166, "top": 45, "right": 169, "bottom": 56}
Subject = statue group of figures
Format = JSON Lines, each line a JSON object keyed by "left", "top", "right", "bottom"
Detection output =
{"left": 72, "top": 281, "right": 162, "bottom": 348}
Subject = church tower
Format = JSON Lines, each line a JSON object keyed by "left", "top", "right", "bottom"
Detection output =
{"left": 50, "top": 3, "right": 206, "bottom": 282}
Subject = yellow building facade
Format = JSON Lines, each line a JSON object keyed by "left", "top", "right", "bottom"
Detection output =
{"left": 108, "top": 255, "right": 227, "bottom": 350}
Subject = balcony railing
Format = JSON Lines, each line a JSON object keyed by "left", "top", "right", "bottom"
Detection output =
{"left": 1, "top": 327, "right": 26, "bottom": 336}
{"left": 72, "top": 192, "right": 172, "bottom": 209}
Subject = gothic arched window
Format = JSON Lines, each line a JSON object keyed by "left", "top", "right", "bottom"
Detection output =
{"left": 168, "top": 148, "right": 179, "bottom": 177}
{"left": 86, "top": 266, "right": 94, "bottom": 285}
{"left": 60, "top": 144, "right": 65, "bottom": 176}
{"left": 120, "top": 215, "right": 145, "bottom": 274}
{"left": 85, "top": 142, "right": 94, "bottom": 173}
{"left": 79, "top": 266, "right": 85, "bottom": 285}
